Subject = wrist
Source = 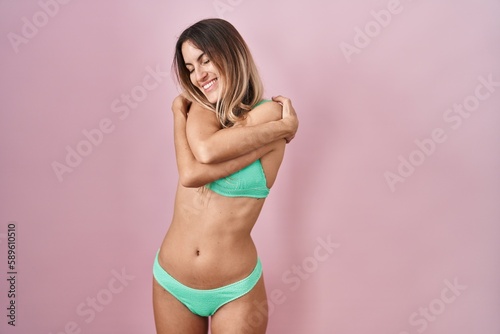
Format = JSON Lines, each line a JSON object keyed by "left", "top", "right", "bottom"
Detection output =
{"left": 173, "top": 115, "right": 187, "bottom": 129}
{"left": 281, "top": 117, "right": 297, "bottom": 135}
{"left": 173, "top": 111, "right": 187, "bottom": 120}
{"left": 276, "top": 119, "right": 292, "bottom": 137}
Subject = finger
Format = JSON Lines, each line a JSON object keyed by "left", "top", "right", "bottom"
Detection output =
{"left": 271, "top": 96, "right": 283, "bottom": 106}
{"left": 272, "top": 95, "right": 292, "bottom": 107}
{"left": 272, "top": 95, "right": 288, "bottom": 105}
{"left": 272, "top": 95, "right": 289, "bottom": 101}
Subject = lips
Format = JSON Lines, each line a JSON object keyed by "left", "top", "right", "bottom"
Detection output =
{"left": 202, "top": 78, "right": 218, "bottom": 91}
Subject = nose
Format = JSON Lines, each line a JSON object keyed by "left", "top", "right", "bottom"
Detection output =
{"left": 194, "top": 67, "right": 208, "bottom": 83}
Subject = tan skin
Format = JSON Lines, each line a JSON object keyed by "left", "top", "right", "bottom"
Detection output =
{"left": 153, "top": 41, "right": 298, "bottom": 334}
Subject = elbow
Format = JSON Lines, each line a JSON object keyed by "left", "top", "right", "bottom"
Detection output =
{"left": 179, "top": 169, "right": 204, "bottom": 188}
{"left": 193, "top": 142, "right": 216, "bottom": 164}
{"left": 180, "top": 178, "right": 194, "bottom": 188}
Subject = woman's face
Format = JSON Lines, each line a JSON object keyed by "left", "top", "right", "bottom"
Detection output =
{"left": 182, "top": 41, "right": 221, "bottom": 104}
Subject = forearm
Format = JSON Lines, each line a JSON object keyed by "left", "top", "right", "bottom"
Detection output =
{"left": 173, "top": 114, "right": 193, "bottom": 182}
{"left": 200, "top": 121, "right": 288, "bottom": 163}
{"left": 181, "top": 96, "right": 298, "bottom": 164}
{"left": 174, "top": 114, "right": 273, "bottom": 187}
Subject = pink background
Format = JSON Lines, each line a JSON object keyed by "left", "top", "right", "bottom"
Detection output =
{"left": 1, "top": 0, "right": 499, "bottom": 333}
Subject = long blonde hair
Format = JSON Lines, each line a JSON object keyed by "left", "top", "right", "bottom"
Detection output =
{"left": 173, "top": 19, "right": 263, "bottom": 127}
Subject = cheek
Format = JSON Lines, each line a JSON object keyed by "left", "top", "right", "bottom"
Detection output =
{"left": 189, "top": 72, "right": 197, "bottom": 85}
{"left": 205, "top": 61, "right": 218, "bottom": 76}
{"left": 211, "top": 65, "right": 220, "bottom": 77}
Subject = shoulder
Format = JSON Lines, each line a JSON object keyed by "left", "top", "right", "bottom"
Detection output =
{"left": 187, "top": 102, "right": 219, "bottom": 127}
{"left": 243, "top": 100, "right": 282, "bottom": 126}
{"left": 188, "top": 101, "right": 216, "bottom": 118}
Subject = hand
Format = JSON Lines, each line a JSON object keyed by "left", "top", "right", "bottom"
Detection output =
{"left": 172, "top": 93, "right": 192, "bottom": 118}
{"left": 272, "top": 95, "right": 298, "bottom": 143}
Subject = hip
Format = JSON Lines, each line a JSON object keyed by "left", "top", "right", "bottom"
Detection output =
{"left": 157, "top": 226, "right": 259, "bottom": 289}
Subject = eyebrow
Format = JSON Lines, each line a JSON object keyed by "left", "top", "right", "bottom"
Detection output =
{"left": 185, "top": 53, "right": 205, "bottom": 66}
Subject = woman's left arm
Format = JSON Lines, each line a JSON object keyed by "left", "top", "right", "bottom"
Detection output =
{"left": 185, "top": 98, "right": 297, "bottom": 164}
{"left": 172, "top": 99, "right": 279, "bottom": 187}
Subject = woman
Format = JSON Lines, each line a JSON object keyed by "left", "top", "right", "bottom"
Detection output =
{"left": 153, "top": 18, "right": 298, "bottom": 333}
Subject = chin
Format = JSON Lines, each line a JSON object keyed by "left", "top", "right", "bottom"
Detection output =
{"left": 205, "top": 92, "right": 220, "bottom": 104}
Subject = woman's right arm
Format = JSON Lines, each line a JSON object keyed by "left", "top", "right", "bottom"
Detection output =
{"left": 172, "top": 98, "right": 279, "bottom": 187}
{"left": 185, "top": 96, "right": 298, "bottom": 164}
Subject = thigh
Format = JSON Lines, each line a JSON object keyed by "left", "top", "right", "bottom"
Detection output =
{"left": 210, "top": 275, "right": 269, "bottom": 334}
{"left": 152, "top": 278, "right": 208, "bottom": 334}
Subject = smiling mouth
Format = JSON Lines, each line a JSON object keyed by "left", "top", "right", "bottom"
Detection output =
{"left": 202, "top": 78, "right": 218, "bottom": 91}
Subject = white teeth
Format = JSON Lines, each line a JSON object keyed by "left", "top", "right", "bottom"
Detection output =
{"left": 203, "top": 78, "right": 217, "bottom": 90}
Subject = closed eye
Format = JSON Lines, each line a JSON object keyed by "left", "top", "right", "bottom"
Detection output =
{"left": 185, "top": 55, "right": 210, "bottom": 74}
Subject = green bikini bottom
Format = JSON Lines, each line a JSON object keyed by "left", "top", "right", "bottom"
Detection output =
{"left": 153, "top": 251, "right": 262, "bottom": 317}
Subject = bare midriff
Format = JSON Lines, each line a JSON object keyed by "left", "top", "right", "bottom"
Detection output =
{"left": 158, "top": 183, "right": 265, "bottom": 289}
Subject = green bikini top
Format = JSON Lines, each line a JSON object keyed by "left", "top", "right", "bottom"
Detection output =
{"left": 207, "top": 159, "right": 270, "bottom": 198}
{"left": 206, "top": 99, "right": 271, "bottom": 199}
